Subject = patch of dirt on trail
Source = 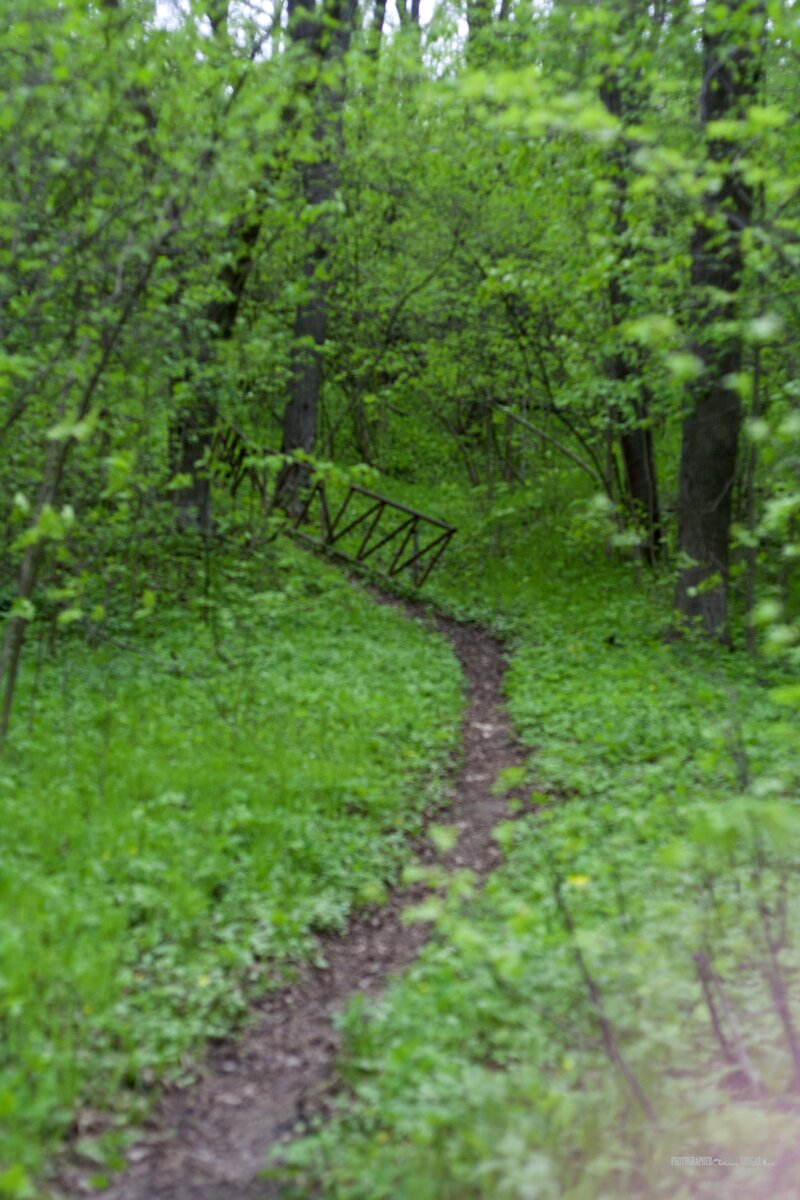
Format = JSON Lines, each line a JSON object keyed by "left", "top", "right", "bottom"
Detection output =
{"left": 55, "top": 608, "right": 530, "bottom": 1200}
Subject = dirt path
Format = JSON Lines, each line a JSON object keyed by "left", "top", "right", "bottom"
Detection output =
{"left": 57, "top": 608, "right": 529, "bottom": 1200}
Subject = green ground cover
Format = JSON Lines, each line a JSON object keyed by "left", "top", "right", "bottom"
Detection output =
{"left": 274, "top": 490, "right": 800, "bottom": 1200}
{"left": 0, "top": 541, "right": 462, "bottom": 1196}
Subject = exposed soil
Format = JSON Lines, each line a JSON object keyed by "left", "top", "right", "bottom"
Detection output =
{"left": 56, "top": 606, "right": 530, "bottom": 1200}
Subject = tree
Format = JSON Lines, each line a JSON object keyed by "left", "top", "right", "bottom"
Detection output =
{"left": 276, "top": 0, "right": 358, "bottom": 507}
{"left": 0, "top": 0, "right": 195, "bottom": 739}
{"left": 0, "top": 0, "right": 261, "bottom": 737}
{"left": 674, "top": 0, "right": 763, "bottom": 638}
{"left": 598, "top": 6, "right": 663, "bottom": 564}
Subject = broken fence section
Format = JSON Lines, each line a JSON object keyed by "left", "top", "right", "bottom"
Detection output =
{"left": 293, "top": 481, "right": 456, "bottom": 588}
{"left": 210, "top": 422, "right": 456, "bottom": 588}
{"left": 210, "top": 423, "right": 271, "bottom": 502}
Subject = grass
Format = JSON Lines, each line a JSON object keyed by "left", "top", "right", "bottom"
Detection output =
{"left": 272, "top": 483, "right": 800, "bottom": 1200}
{"left": 0, "top": 538, "right": 463, "bottom": 1197}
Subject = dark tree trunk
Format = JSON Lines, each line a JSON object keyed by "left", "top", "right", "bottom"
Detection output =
{"left": 368, "top": 0, "right": 387, "bottom": 56}
{"left": 618, "top": 392, "right": 661, "bottom": 562}
{"left": 0, "top": 448, "right": 63, "bottom": 743}
{"left": 170, "top": 399, "right": 215, "bottom": 535}
{"left": 466, "top": 0, "right": 495, "bottom": 64}
{"left": 1, "top": 226, "right": 173, "bottom": 741}
{"left": 675, "top": 0, "right": 762, "bottom": 638}
{"left": 396, "top": 0, "right": 421, "bottom": 26}
{"left": 170, "top": 211, "right": 262, "bottom": 532}
{"left": 279, "top": 242, "right": 327, "bottom": 490}
{"left": 600, "top": 54, "right": 662, "bottom": 564}
{"left": 206, "top": 0, "right": 230, "bottom": 37}
{"left": 607, "top": 268, "right": 662, "bottom": 563}
{"left": 169, "top": 1, "right": 261, "bottom": 532}
{"left": 276, "top": 0, "right": 356, "bottom": 508}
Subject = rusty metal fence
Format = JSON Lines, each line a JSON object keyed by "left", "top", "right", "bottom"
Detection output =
{"left": 210, "top": 423, "right": 271, "bottom": 502}
{"left": 292, "top": 480, "right": 456, "bottom": 588}
{"left": 210, "top": 422, "right": 456, "bottom": 588}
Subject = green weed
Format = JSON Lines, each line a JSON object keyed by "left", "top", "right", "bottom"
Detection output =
{"left": 0, "top": 541, "right": 462, "bottom": 1193}
{"left": 274, "top": 491, "right": 800, "bottom": 1200}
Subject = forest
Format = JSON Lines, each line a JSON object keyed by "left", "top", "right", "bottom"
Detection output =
{"left": 2, "top": 0, "right": 800, "bottom": 1195}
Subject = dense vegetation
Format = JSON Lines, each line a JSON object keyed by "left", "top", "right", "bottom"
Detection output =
{"left": 273, "top": 509, "right": 800, "bottom": 1198}
{"left": 2, "top": 0, "right": 800, "bottom": 1196}
{"left": 0, "top": 542, "right": 462, "bottom": 1191}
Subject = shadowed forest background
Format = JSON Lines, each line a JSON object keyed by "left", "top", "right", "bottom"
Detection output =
{"left": 2, "top": 0, "right": 800, "bottom": 1195}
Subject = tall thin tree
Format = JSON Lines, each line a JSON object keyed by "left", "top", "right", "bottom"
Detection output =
{"left": 675, "top": 0, "right": 763, "bottom": 637}
{"left": 277, "top": 0, "right": 358, "bottom": 505}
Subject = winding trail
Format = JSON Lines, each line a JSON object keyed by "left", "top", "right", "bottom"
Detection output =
{"left": 58, "top": 607, "right": 529, "bottom": 1200}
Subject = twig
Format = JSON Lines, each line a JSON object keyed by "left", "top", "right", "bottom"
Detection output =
{"left": 693, "top": 950, "right": 736, "bottom": 1065}
{"left": 693, "top": 951, "right": 763, "bottom": 1098}
{"left": 550, "top": 870, "right": 656, "bottom": 1121}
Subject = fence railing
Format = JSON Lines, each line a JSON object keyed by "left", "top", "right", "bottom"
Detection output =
{"left": 210, "top": 422, "right": 456, "bottom": 588}
{"left": 210, "top": 423, "right": 271, "bottom": 502}
{"left": 292, "top": 480, "right": 456, "bottom": 588}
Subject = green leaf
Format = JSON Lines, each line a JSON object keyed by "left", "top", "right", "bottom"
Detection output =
{"left": 706, "top": 118, "right": 746, "bottom": 140}
{"left": 752, "top": 598, "right": 782, "bottom": 625}
{"left": 402, "top": 897, "right": 444, "bottom": 924}
{"left": 46, "top": 412, "right": 97, "bottom": 442}
{"left": 12, "top": 504, "right": 68, "bottom": 549}
{"left": 57, "top": 606, "right": 84, "bottom": 626}
{"left": 166, "top": 473, "right": 193, "bottom": 491}
{"left": 622, "top": 314, "right": 679, "bottom": 347}
{"left": 665, "top": 352, "right": 704, "bottom": 382}
{"left": 492, "top": 820, "right": 518, "bottom": 853}
{"left": 490, "top": 765, "right": 527, "bottom": 795}
{"left": 9, "top": 598, "right": 35, "bottom": 621}
{"left": 428, "top": 824, "right": 460, "bottom": 854}
{"left": 133, "top": 588, "right": 156, "bottom": 620}
{"left": 745, "top": 104, "right": 788, "bottom": 130}
{"left": 746, "top": 313, "right": 784, "bottom": 342}
{"left": 0, "top": 1164, "right": 35, "bottom": 1199}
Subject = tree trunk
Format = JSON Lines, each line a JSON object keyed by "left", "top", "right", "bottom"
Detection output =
{"left": 368, "top": 0, "right": 387, "bottom": 58}
{"left": 618, "top": 397, "right": 661, "bottom": 563}
{"left": 170, "top": 0, "right": 254, "bottom": 533}
{"left": 280, "top": 241, "right": 327, "bottom": 473}
{"left": 276, "top": 0, "right": 356, "bottom": 508}
{"left": 466, "top": 0, "right": 494, "bottom": 64}
{"left": 600, "top": 49, "right": 662, "bottom": 564}
{"left": 674, "top": 0, "right": 762, "bottom": 638}
{"left": 170, "top": 400, "right": 216, "bottom": 535}
{"left": 170, "top": 210, "right": 262, "bottom": 532}
{"left": 0, "top": 224, "right": 175, "bottom": 743}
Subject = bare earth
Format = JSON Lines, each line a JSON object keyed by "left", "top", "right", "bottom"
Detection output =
{"left": 55, "top": 607, "right": 529, "bottom": 1200}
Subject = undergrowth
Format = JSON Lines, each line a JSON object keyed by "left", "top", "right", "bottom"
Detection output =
{"left": 273, "top": 484, "right": 800, "bottom": 1200}
{"left": 0, "top": 539, "right": 463, "bottom": 1197}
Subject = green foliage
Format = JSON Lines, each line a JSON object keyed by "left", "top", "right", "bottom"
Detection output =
{"left": 2, "top": 0, "right": 800, "bottom": 1193}
{"left": 0, "top": 543, "right": 462, "bottom": 1187}
{"left": 272, "top": 493, "right": 800, "bottom": 1200}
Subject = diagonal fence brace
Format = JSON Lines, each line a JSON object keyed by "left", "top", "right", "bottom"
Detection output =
{"left": 209, "top": 423, "right": 456, "bottom": 588}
